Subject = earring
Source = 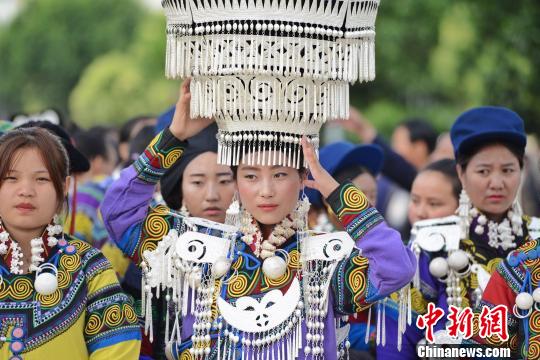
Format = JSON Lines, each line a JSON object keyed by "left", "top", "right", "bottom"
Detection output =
{"left": 457, "top": 190, "right": 472, "bottom": 239}
{"left": 225, "top": 192, "right": 240, "bottom": 226}
{"left": 509, "top": 200, "right": 524, "bottom": 237}
{"left": 180, "top": 202, "right": 190, "bottom": 217}
{"left": 293, "top": 191, "right": 310, "bottom": 230}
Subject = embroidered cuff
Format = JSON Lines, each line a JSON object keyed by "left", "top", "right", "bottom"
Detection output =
{"left": 134, "top": 128, "right": 186, "bottom": 184}
{"left": 326, "top": 181, "right": 383, "bottom": 240}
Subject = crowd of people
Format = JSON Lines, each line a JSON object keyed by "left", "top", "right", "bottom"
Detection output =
{"left": 1, "top": 94, "right": 539, "bottom": 359}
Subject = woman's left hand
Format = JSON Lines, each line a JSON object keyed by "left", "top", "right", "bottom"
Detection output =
{"left": 301, "top": 136, "right": 339, "bottom": 198}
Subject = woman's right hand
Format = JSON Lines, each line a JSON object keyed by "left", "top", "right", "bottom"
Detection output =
{"left": 169, "top": 78, "right": 214, "bottom": 141}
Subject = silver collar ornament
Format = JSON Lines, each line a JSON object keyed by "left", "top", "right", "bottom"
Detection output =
{"left": 141, "top": 222, "right": 357, "bottom": 359}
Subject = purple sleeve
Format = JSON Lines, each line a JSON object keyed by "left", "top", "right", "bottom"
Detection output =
{"left": 327, "top": 182, "right": 416, "bottom": 299}
{"left": 101, "top": 129, "right": 187, "bottom": 264}
{"left": 328, "top": 183, "right": 416, "bottom": 315}
{"left": 354, "top": 221, "right": 416, "bottom": 297}
{"left": 101, "top": 166, "right": 156, "bottom": 244}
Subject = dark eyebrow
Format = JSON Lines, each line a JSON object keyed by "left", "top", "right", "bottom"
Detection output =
{"left": 217, "top": 172, "right": 233, "bottom": 177}
{"left": 188, "top": 173, "right": 207, "bottom": 177}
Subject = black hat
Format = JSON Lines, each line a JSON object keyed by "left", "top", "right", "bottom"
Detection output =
{"left": 160, "top": 123, "right": 219, "bottom": 210}
{"left": 16, "top": 121, "right": 90, "bottom": 174}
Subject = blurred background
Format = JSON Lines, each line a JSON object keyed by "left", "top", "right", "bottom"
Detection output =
{"left": 0, "top": 0, "right": 539, "bottom": 136}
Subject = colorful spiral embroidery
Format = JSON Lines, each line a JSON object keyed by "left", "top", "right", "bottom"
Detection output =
{"left": 144, "top": 214, "right": 169, "bottom": 241}
{"left": 263, "top": 267, "right": 292, "bottom": 288}
{"left": 288, "top": 249, "right": 300, "bottom": 269}
{"left": 57, "top": 269, "right": 70, "bottom": 289}
{"left": 71, "top": 239, "right": 92, "bottom": 253}
{"left": 36, "top": 289, "right": 62, "bottom": 308}
{"left": 348, "top": 257, "right": 368, "bottom": 306}
{"left": 227, "top": 273, "right": 251, "bottom": 298}
{"left": 337, "top": 185, "right": 369, "bottom": 218}
{"left": 85, "top": 313, "right": 103, "bottom": 336}
{"left": 123, "top": 303, "right": 138, "bottom": 324}
{"left": 163, "top": 149, "right": 183, "bottom": 168}
{"left": 530, "top": 311, "right": 540, "bottom": 334}
{"left": 135, "top": 130, "right": 186, "bottom": 183}
{"left": 8, "top": 278, "right": 33, "bottom": 300}
{"left": 104, "top": 304, "right": 123, "bottom": 327}
{"left": 527, "top": 335, "right": 540, "bottom": 359}
{"left": 179, "top": 349, "right": 193, "bottom": 360}
{"left": 60, "top": 253, "right": 81, "bottom": 271}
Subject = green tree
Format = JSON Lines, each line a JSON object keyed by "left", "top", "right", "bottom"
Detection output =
{"left": 69, "top": 14, "right": 178, "bottom": 127}
{"left": 0, "top": 0, "right": 143, "bottom": 117}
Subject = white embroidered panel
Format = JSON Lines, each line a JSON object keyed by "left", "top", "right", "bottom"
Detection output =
{"left": 218, "top": 277, "right": 301, "bottom": 332}
{"left": 413, "top": 215, "right": 461, "bottom": 252}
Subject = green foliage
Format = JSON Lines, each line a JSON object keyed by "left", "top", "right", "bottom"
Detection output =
{"left": 1, "top": 0, "right": 540, "bottom": 134}
{"left": 0, "top": 0, "right": 142, "bottom": 117}
{"left": 351, "top": 0, "right": 540, "bottom": 137}
{"left": 69, "top": 14, "right": 178, "bottom": 127}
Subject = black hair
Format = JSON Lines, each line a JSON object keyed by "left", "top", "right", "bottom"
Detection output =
{"left": 420, "top": 159, "right": 462, "bottom": 201}
{"left": 334, "top": 165, "right": 373, "bottom": 185}
{"left": 128, "top": 125, "right": 156, "bottom": 164}
{"left": 119, "top": 116, "right": 154, "bottom": 143}
{"left": 456, "top": 140, "right": 524, "bottom": 171}
{"left": 73, "top": 126, "right": 115, "bottom": 162}
{"left": 401, "top": 118, "right": 438, "bottom": 154}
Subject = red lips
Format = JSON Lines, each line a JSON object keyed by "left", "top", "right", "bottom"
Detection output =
{"left": 203, "top": 207, "right": 223, "bottom": 215}
{"left": 257, "top": 204, "right": 279, "bottom": 211}
{"left": 15, "top": 203, "right": 36, "bottom": 214}
{"left": 16, "top": 203, "right": 35, "bottom": 210}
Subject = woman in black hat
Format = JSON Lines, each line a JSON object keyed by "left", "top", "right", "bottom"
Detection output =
{"left": 388, "top": 106, "right": 539, "bottom": 357}
{"left": 118, "top": 119, "right": 236, "bottom": 359}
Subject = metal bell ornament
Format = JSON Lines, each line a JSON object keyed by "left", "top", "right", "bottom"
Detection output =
{"left": 34, "top": 263, "right": 58, "bottom": 296}
{"left": 262, "top": 255, "right": 287, "bottom": 280}
{"left": 447, "top": 250, "right": 470, "bottom": 271}
{"left": 533, "top": 288, "right": 540, "bottom": 303}
{"left": 429, "top": 257, "right": 449, "bottom": 278}
{"left": 213, "top": 257, "right": 232, "bottom": 278}
{"left": 516, "top": 292, "right": 534, "bottom": 310}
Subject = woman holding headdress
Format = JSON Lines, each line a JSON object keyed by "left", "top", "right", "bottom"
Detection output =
{"left": 381, "top": 107, "right": 538, "bottom": 358}
{"left": 102, "top": 80, "right": 416, "bottom": 359}
{"left": 0, "top": 127, "right": 141, "bottom": 359}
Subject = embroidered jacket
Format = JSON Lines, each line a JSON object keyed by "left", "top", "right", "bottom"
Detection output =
{"left": 468, "top": 238, "right": 540, "bottom": 359}
{"left": 378, "top": 215, "right": 536, "bottom": 359}
{"left": 101, "top": 128, "right": 416, "bottom": 360}
{"left": 0, "top": 235, "right": 141, "bottom": 359}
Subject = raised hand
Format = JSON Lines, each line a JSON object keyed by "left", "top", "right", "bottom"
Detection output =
{"left": 169, "top": 78, "right": 214, "bottom": 141}
{"left": 331, "top": 107, "right": 377, "bottom": 143}
{"left": 301, "top": 136, "right": 339, "bottom": 199}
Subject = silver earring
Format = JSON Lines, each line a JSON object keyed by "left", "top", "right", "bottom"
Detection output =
{"left": 225, "top": 192, "right": 240, "bottom": 226}
{"left": 180, "top": 202, "right": 190, "bottom": 217}
{"left": 457, "top": 189, "right": 472, "bottom": 239}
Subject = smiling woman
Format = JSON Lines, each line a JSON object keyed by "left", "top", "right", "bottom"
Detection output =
{"left": 0, "top": 127, "right": 141, "bottom": 360}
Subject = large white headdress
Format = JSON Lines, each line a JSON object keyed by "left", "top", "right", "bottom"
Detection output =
{"left": 162, "top": 0, "right": 380, "bottom": 167}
